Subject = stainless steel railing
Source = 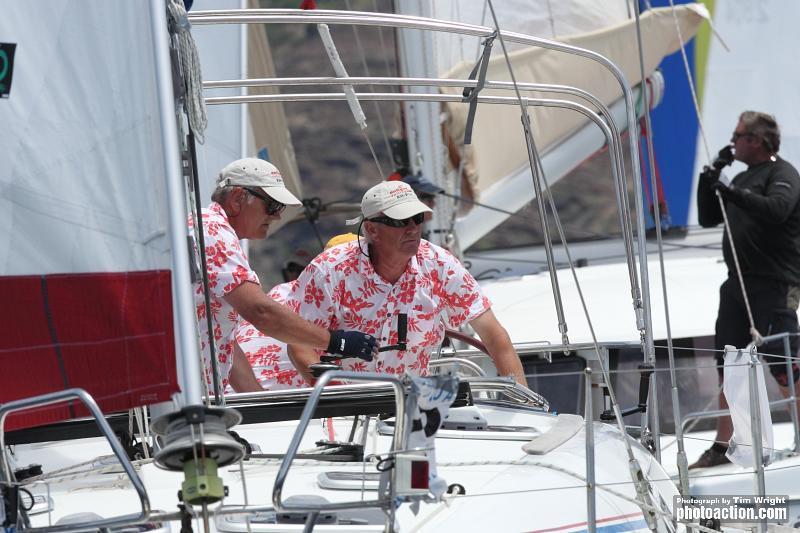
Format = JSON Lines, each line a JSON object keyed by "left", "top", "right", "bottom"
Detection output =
{"left": 272, "top": 371, "right": 409, "bottom": 532}
{"left": 0, "top": 388, "right": 151, "bottom": 533}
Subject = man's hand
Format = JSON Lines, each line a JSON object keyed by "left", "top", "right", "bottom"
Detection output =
{"left": 711, "top": 179, "right": 729, "bottom": 196}
{"left": 698, "top": 166, "right": 720, "bottom": 187}
{"left": 712, "top": 180, "right": 749, "bottom": 205}
{"left": 327, "top": 330, "right": 378, "bottom": 361}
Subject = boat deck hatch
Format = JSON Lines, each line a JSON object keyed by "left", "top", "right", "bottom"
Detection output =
{"left": 317, "top": 471, "right": 381, "bottom": 491}
{"left": 441, "top": 406, "right": 488, "bottom": 430}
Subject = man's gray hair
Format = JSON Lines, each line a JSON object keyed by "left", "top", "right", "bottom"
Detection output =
{"left": 740, "top": 110, "right": 780, "bottom": 153}
{"left": 211, "top": 169, "right": 240, "bottom": 203}
{"left": 211, "top": 184, "right": 236, "bottom": 204}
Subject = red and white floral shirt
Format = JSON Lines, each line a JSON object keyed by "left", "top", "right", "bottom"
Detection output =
{"left": 285, "top": 240, "right": 490, "bottom": 376}
{"left": 235, "top": 281, "right": 308, "bottom": 390}
{"left": 190, "top": 202, "right": 260, "bottom": 390}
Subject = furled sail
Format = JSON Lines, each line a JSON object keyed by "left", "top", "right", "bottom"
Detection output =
{"left": 442, "top": 5, "right": 707, "bottom": 204}
{"left": 0, "top": 1, "right": 179, "bottom": 429}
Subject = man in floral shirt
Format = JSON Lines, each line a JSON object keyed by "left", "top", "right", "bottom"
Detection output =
{"left": 192, "top": 158, "right": 377, "bottom": 394}
{"left": 233, "top": 281, "right": 305, "bottom": 390}
{"left": 287, "top": 181, "right": 525, "bottom": 384}
{"left": 234, "top": 233, "right": 361, "bottom": 391}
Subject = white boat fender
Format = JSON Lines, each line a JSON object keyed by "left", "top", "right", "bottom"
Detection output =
{"left": 522, "top": 414, "right": 583, "bottom": 455}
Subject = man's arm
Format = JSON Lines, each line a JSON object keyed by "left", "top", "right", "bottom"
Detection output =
{"left": 225, "top": 281, "right": 331, "bottom": 348}
{"left": 468, "top": 309, "right": 526, "bottom": 385}
{"left": 227, "top": 282, "right": 378, "bottom": 363}
{"left": 227, "top": 341, "right": 264, "bottom": 393}
{"left": 287, "top": 344, "right": 319, "bottom": 385}
{"left": 718, "top": 166, "right": 800, "bottom": 224}
{"left": 697, "top": 169, "right": 724, "bottom": 228}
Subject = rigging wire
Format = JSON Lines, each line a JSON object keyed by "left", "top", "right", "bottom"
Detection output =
{"left": 370, "top": 0, "right": 396, "bottom": 83}
{"left": 316, "top": 23, "right": 386, "bottom": 181}
{"left": 443, "top": 0, "right": 489, "bottom": 255}
{"left": 665, "top": 0, "right": 762, "bottom": 345}
{"left": 363, "top": 130, "right": 386, "bottom": 180}
{"left": 633, "top": 0, "right": 667, "bottom": 468}
{"left": 237, "top": 459, "right": 253, "bottom": 533}
{"left": 544, "top": 0, "right": 557, "bottom": 38}
{"left": 482, "top": 4, "right": 570, "bottom": 348}
{"left": 187, "top": 132, "right": 219, "bottom": 405}
{"left": 483, "top": 4, "right": 659, "bottom": 526}
{"left": 344, "top": 0, "right": 394, "bottom": 165}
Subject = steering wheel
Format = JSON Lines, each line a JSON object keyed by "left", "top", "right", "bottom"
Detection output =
{"left": 444, "top": 328, "right": 488, "bottom": 353}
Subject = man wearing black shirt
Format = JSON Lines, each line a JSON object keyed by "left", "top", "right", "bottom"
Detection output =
{"left": 692, "top": 111, "right": 800, "bottom": 468}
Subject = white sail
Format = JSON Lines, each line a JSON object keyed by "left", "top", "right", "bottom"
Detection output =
{"left": 0, "top": 1, "right": 170, "bottom": 275}
{"left": 0, "top": 0, "right": 180, "bottom": 428}
{"left": 428, "top": 0, "right": 634, "bottom": 76}
{"left": 397, "top": 2, "right": 707, "bottom": 248}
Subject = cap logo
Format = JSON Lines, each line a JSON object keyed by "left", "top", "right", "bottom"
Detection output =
{"left": 384, "top": 184, "right": 416, "bottom": 206}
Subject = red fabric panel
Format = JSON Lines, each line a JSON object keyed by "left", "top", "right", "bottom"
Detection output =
{"left": 0, "top": 271, "right": 180, "bottom": 430}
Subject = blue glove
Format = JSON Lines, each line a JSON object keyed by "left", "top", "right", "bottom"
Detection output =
{"left": 327, "top": 330, "right": 377, "bottom": 361}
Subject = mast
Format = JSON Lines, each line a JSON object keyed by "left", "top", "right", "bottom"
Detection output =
{"left": 150, "top": 0, "right": 205, "bottom": 406}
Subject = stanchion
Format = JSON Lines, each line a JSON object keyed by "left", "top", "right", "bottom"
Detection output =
{"left": 584, "top": 369, "right": 596, "bottom": 533}
{"left": 748, "top": 352, "right": 766, "bottom": 533}
{"left": 781, "top": 335, "right": 800, "bottom": 452}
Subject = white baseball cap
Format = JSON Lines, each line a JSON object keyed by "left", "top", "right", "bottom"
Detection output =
{"left": 216, "top": 158, "right": 301, "bottom": 206}
{"left": 348, "top": 181, "right": 432, "bottom": 225}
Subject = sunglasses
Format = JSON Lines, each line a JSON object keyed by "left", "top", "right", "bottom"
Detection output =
{"left": 731, "top": 132, "right": 755, "bottom": 142}
{"left": 367, "top": 213, "right": 425, "bottom": 228}
{"left": 245, "top": 188, "right": 286, "bottom": 216}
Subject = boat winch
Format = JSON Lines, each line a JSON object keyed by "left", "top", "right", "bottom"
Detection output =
{"left": 151, "top": 405, "right": 244, "bottom": 505}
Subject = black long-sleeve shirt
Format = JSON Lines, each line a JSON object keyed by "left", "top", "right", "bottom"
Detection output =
{"left": 697, "top": 156, "right": 800, "bottom": 285}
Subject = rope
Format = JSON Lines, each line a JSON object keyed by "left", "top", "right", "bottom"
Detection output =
{"left": 718, "top": 194, "right": 763, "bottom": 345}
{"left": 344, "top": 0, "right": 394, "bottom": 165}
{"left": 237, "top": 459, "right": 253, "bottom": 533}
{"left": 167, "top": 0, "right": 208, "bottom": 143}
{"left": 23, "top": 458, "right": 151, "bottom": 486}
{"left": 665, "top": 0, "right": 761, "bottom": 345}
{"left": 666, "top": 0, "right": 709, "bottom": 162}
{"left": 370, "top": 0, "right": 394, "bottom": 80}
